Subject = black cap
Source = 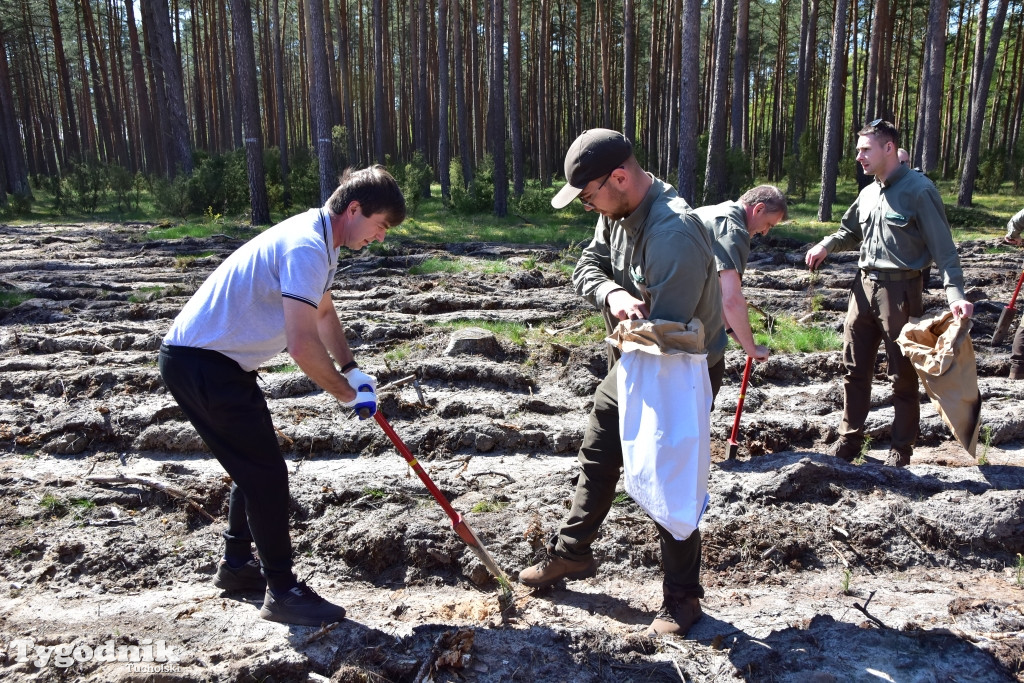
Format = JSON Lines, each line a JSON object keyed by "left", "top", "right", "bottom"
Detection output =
{"left": 551, "top": 129, "right": 633, "bottom": 209}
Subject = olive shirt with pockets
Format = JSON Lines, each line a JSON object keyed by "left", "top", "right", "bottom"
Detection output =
{"left": 694, "top": 200, "right": 751, "bottom": 276}
{"left": 818, "top": 164, "right": 966, "bottom": 304}
{"left": 571, "top": 175, "right": 727, "bottom": 368}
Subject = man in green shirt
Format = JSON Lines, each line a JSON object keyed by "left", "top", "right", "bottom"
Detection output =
{"left": 696, "top": 185, "right": 788, "bottom": 362}
{"left": 1002, "top": 207, "right": 1024, "bottom": 379}
{"left": 805, "top": 119, "right": 973, "bottom": 467}
{"left": 518, "top": 129, "right": 726, "bottom": 638}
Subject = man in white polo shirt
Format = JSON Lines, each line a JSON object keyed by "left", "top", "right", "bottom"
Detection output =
{"left": 159, "top": 165, "right": 405, "bottom": 626}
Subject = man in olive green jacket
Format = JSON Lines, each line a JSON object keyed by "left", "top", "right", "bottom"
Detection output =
{"left": 519, "top": 129, "right": 726, "bottom": 638}
{"left": 805, "top": 119, "right": 973, "bottom": 467}
{"left": 1003, "top": 207, "right": 1024, "bottom": 379}
{"left": 696, "top": 185, "right": 788, "bottom": 363}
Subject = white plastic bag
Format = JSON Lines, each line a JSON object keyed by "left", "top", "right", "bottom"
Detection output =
{"left": 615, "top": 328, "right": 712, "bottom": 541}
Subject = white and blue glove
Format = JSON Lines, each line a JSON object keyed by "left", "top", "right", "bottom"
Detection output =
{"left": 344, "top": 367, "right": 377, "bottom": 394}
{"left": 342, "top": 386, "right": 377, "bottom": 419}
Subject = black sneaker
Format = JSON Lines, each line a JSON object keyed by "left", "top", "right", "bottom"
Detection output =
{"left": 259, "top": 582, "right": 347, "bottom": 626}
{"left": 212, "top": 559, "right": 266, "bottom": 592}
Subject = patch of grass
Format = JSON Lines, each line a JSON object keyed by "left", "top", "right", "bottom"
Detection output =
{"left": 382, "top": 181, "right": 594, "bottom": 246}
{"left": 430, "top": 319, "right": 530, "bottom": 346}
{"left": 128, "top": 285, "right": 168, "bottom": 303}
{"left": 263, "top": 362, "right": 299, "bottom": 373}
{"left": 470, "top": 499, "right": 509, "bottom": 513}
{"left": 985, "top": 245, "right": 1019, "bottom": 255}
{"left": 362, "top": 487, "right": 386, "bottom": 500}
{"left": 70, "top": 498, "right": 96, "bottom": 520}
{"left": 410, "top": 257, "right": 467, "bottom": 275}
{"left": 612, "top": 492, "right": 631, "bottom": 506}
{"left": 752, "top": 314, "right": 842, "bottom": 353}
{"left": 10, "top": 547, "right": 22, "bottom": 558}
{"left": 559, "top": 314, "right": 608, "bottom": 347}
{"left": 173, "top": 251, "right": 217, "bottom": 270}
{"left": 383, "top": 343, "right": 413, "bottom": 364}
{"left": 810, "top": 293, "right": 825, "bottom": 313}
{"left": 39, "top": 494, "right": 67, "bottom": 517}
{"left": 0, "top": 290, "right": 33, "bottom": 309}
{"left": 521, "top": 256, "right": 537, "bottom": 270}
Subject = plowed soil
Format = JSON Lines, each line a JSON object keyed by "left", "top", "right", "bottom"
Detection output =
{"left": 1, "top": 221, "right": 1023, "bottom": 682}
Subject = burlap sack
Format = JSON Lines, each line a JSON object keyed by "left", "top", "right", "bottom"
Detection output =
{"left": 897, "top": 312, "right": 981, "bottom": 456}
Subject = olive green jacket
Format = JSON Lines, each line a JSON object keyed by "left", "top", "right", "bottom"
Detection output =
{"left": 820, "top": 164, "right": 966, "bottom": 303}
{"left": 571, "top": 176, "right": 727, "bottom": 366}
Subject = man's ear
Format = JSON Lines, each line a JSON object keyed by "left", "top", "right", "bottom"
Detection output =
{"left": 347, "top": 200, "right": 362, "bottom": 216}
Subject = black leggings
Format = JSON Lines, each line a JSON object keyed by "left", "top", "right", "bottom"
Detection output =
{"left": 158, "top": 344, "right": 296, "bottom": 592}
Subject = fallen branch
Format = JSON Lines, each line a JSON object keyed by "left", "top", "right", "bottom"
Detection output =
{"left": 464, "top": 470, "right": 516, "bottom": 484}
{"left": 303, "top": 620, "right": 340, "bottom": 645}
{"left": 85, "top": 475, "right": 216, "bottom": 522}
{"left": 852, "top": 590, "right": 887, "bottom": 629}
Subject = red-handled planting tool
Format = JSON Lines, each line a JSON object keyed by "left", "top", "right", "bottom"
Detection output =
{"left": 726, "top": 356, "right": 753, "bottom": 459}
{"left": 992, "top": 268, "right": 1024, "bottom": 346}
{"left": 371, "top": 411, "right": 508, "bottom": 583}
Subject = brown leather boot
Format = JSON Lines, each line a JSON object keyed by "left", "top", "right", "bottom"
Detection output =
{"left": 518, "top": 552, "right": 597, "bottom": 588}
{"left": 647, "top": 596, "right": 702, "bottom": 636}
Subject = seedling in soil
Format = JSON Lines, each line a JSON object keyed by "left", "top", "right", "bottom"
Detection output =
{"left": 1015, "top": 554, "right": 1023, "bottom": 586}
{"left": 470, "top": 500, "right": 508, "bottom": 513}
{"left": 39, "top": 494, "right": 67, "bottom": 517}
{"left": 362, "top": 487, "right": 386, "bottom": 500}
{"left": 853, "top": 436, "right": 872, "bottom": 466}
{"left": 841, "top": 569, "right": 852, "bottom": 595}
{"left": 978, "top": 425, "right": 993, "bottom": 466}
{"left": 612, "top": 492, "right": 631, "bottom": 506}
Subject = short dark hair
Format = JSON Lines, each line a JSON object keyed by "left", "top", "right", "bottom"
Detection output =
{"left": 738, "top": 185, "right": 788, "bottom": 219}
{"left": 327, "top": 165, "right": 406, "bottom": 226}
{"left": 859, "top": 118, "right": 899, "bottom": 148}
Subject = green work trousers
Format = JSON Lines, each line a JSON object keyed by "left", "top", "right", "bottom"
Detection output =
{"left": 549, "top": 357, "right": 724, "bottom": 600}
{"left": 839, "top": 271, "right": 923, "bottom": 450}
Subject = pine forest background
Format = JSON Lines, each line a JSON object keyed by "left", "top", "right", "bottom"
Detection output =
{"left": 1, "top": 0, "right": 1023, "bottom": 224}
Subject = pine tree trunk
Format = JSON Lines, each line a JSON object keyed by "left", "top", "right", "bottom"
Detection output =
{"left": 0, "top": 18, "right": 30, "bottom": 198}
{"left": 731, "top": 0, "right": 749, "bottom": 151}
{"left": 48, "top": 0, "right": 80, "bottom": 163}
{"left": 488, "top": 0, "right": 507, "bottom": 216}
{"left": 818, "top": 0, "right": 850, "bottom": 222}
{"left": 146, "top": 0, "right": 194, "bottom": 176}
{"left": 676, "top": 0, "right": 700, "bottom": 206}
{"left": 958, "top": 0, "right": 1010, "bottom": 207}
{"left": 920, "top": 0, "right": 948, "bottom": 173}
{"left": 452, "top": 0, "right": 473, "bottom": 187}
{"left": 623, "top": 0, "right": 635, "bottom": 144}
{"left": 508, "top": 0, "right": 524, "bottom": 197}
{"left": 438, "top": 0, "right": 452, "bottom": 199}
{"left": 372, "top": 0, "right": 386, "bottom": 164}
{"left": 229, "top": 0, "right": 270, "bottom": 223}
{"left": 702, "top": 0, "right": 733, "bottom": 204}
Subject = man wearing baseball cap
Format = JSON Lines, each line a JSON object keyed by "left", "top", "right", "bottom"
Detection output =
{"left": 520, "top": 129, "right": 727, "bottom": 637}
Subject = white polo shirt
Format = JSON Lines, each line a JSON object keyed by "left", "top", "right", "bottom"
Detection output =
{"left": 164, "top": 208, "right": 339, "bottom": 371}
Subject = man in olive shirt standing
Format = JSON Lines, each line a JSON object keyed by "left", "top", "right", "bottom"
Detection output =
{"left": 1002, "top": 207, "right": 1024, "bottom": 379}
{"left": 805, "top": 119, "right": 973, "bottom": 467}
{"left": 696, "top": 185, "right": 788, "bottom": 362}
{"left": 518, "top": 129, "right": 727, "bottom": 637}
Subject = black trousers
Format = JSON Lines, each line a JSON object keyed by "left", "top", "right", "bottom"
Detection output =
{"left": 158, "top": 344, "right": 295, "bottom": 592}
{"left": 549, "top": 357, "right": 723, "bottom": 600}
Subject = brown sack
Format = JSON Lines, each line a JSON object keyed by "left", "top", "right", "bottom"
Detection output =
{"left": 897, "top": 312, "right": 981, "bottom": 456}
{"left": 605, "top": 318, "right": 706, "bottom": 356}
